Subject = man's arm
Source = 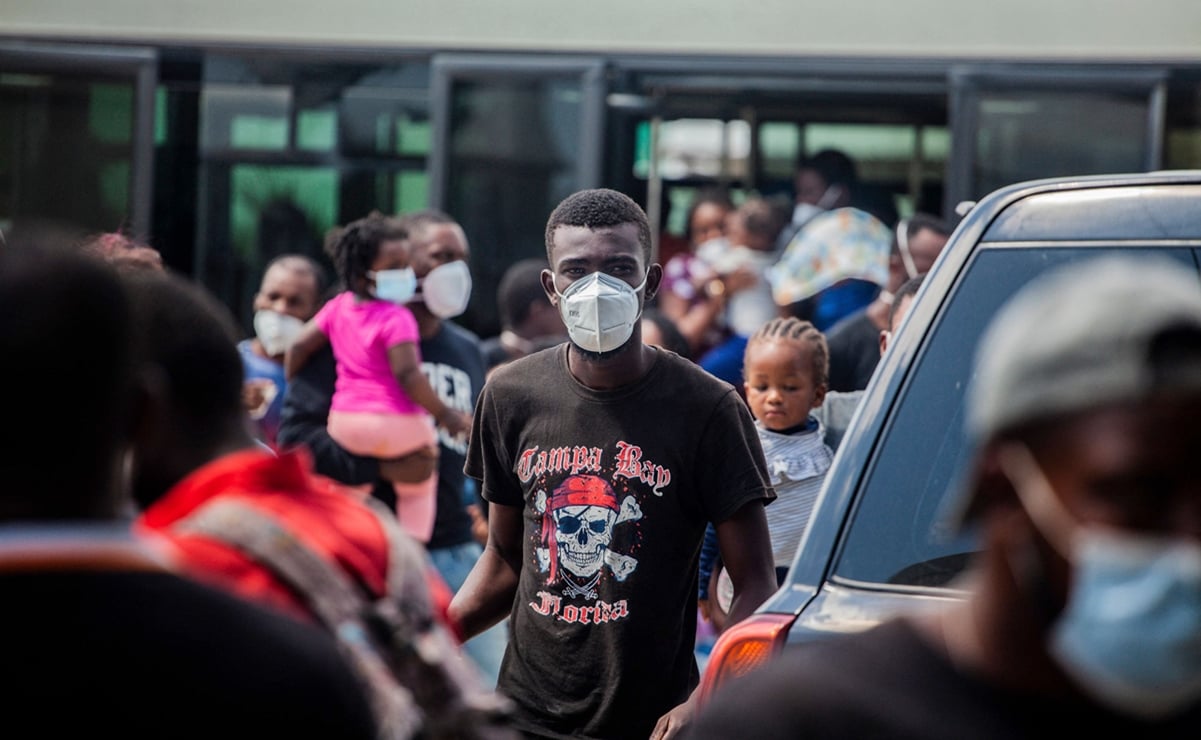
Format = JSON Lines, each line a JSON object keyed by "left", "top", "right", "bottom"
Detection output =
{"left": 283, "top": 320, "right": 327, "bottom": 380}
{"left": 651, "top": 500, "right": 776, "bottom": 740}
{"left": 714, "top": 500, "right": 777, "bottom": 625}
{"left": 278, "top": 345, "right": 380, "bottom": 485}
{"left": 447, "top": 501, "right": 523, "bottom": 640}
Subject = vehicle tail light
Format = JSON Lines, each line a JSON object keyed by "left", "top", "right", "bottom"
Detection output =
{"left": 697, "top": 612, "right": 796, "bottom": 707}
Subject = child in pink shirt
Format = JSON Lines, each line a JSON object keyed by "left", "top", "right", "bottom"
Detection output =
{"left": 286, "top": 214, "right": 471, "bottom": 542}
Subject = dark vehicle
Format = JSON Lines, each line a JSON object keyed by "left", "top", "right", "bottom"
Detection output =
{"left": 698, "top": 169, "right": 1201, "bottom": 703}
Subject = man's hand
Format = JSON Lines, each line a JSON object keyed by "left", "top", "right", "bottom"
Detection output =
{"left": 467, "top": 503, "right": 488, "bottom": 545}
{"left": 242, "top": 379, "right": 277, "bottom": 420}
{"left": 437, "top": 408, "right": 473, "bottom": 438}
{"left": 650, "top": 693, "right": 696, "bottom": 740}
{"left": 378, "top": 444, "right": 439, "bottom": 484}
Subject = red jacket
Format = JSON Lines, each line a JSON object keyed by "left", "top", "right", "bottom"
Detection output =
{"left": 136, "top": 448, "right": 458, "bottom": 638}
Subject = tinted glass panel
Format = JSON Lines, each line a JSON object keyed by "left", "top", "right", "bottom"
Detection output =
{"left": 444, "top": 76, "right": 586, "bottom": 337}
{"left": 835, "top": 246, "right": 1200, "bottom": 588}
{"left": 0, "top": 73, "right": 136, "bottom": 233}
{"left": 971, "top": 91, "right": 1147, "bottom": 199}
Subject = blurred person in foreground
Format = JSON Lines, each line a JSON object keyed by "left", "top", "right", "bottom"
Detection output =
{"left": 450, "top": 188, "right": 777, "bottom": 740}
{"left": 0, "top": 240, "right": 375, "bottom": 737}
{"left": 80, "top": 230, "right": 164, "bottom": 272}
{"left": 689, "top": 255, "right": 1201, "bottom": 738}
{"left": 123, "top": 269, "right": 511, "bottom": 736}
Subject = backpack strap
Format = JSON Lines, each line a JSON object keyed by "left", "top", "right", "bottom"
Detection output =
{"left": 356, "top": 499, "right": 516, "bottom": 737}
{"left": 178, "top": 499, "right": 422, "bottom": 740}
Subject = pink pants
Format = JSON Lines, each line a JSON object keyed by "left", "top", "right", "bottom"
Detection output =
{"left": 327, "top": 410, "right": 438, "bottom": 543}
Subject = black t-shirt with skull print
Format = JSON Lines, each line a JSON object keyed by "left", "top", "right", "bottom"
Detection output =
{"left": 466, "top": 343, "right": 775, "bottom": 740}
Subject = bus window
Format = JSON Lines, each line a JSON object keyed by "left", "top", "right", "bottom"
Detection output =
{"left": 1, "top": 44, "right": 155, "bottom": 238}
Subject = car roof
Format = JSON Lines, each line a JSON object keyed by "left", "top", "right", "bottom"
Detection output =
{"left": 966, "top": 170, "right": 1201, "bottom": 242}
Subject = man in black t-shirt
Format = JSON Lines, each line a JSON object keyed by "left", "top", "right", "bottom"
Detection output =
{"left": 451, "top": 189, "right": 778, "bottom": 740}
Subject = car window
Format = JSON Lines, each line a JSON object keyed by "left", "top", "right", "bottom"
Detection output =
{"left": 832, "top": 245, "right": 1201, "bottom": 588}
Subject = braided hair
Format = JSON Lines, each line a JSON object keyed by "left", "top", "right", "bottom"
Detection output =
{"left": 745, "top": 317, "right": 829, "bottom": 388}
{"left": 326, "top": 213, "right": 407, "bottom": 296}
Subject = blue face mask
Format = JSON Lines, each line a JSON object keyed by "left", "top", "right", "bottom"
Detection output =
{"left": 1051, "top": 530, "right": 1201, "bottom": 718}
{"left": 997, "top": 444, "right": 1201, "bottom": 718}
{"left": 368, "top": 268, "right": 417, "bottom": 305}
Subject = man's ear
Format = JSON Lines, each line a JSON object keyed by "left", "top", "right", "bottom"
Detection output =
{"left": 541, "top": 269, "right": 559, "bottom": 307}
{"left": 643, "top": 263, "right": 663, "bottom": 304}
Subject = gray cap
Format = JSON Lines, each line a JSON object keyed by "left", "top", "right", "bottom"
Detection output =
{"left": 967, "top": 255, "right": 1201, "bottom": 441}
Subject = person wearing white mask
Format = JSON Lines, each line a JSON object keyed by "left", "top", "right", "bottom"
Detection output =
{"left": 278, "top": 208, "right": 509, "bottom": 687}
{"left": 239, "top": 254, "right": 324, "bottom": 449}
{"left": 397, "top": 209, "right": 510, "bottom": 686}
{"left": 451, "top": 188, "right": 777, "bottom": 740}
{"left": 285, "top": 214, "right": 471, "bottom": 544}
{"left": 691, "top": 255, "right": 1201, "bottom": 738}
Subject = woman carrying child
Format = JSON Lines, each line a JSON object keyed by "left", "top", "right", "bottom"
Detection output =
{"left": 285, "top": 214, "right": 471, "bottom": 542}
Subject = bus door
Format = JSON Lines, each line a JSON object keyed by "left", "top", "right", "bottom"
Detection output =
{"left": 946, "top": 66, "right": 1167, "bottom": 214}
{"left": 429, "top": 54, "right": 606, "bottom": 338}
{"left": 0, "top": 41, "right": 157, "bottom": 239}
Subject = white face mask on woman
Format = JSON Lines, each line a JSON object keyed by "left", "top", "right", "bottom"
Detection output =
{"left": 997, "top": 443, "right": 1201, "bottom": 718}
{"left": 253, "top": 309, "right": 304, "bottom": 357}
{"left": 552, "top": 270, "right": 647, "bottom": 354}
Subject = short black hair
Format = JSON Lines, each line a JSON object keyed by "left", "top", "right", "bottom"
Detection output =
{"left": 903, "top": 213, "right": 952, "bottom": 241}
{"left": 263, "top": 253, "right": 328, "bottom": 297}
{"left": 797, "top": 149, "right": 858, "bottom": 188}
{"left": 396, "top": 209, "right": 456, "bottom": 242}
{"left": 497, "top": 258, "right": 551, "bottom": 329}
{"left": 736, "top": 197, "right": 789, "bottom": 244}
{"left": 544, "top": 188, "right": 652, "bottom": 263}
{"left": 123, "top": 271, "right": 246, "bottom": 448}
{"left": 888, "top": 274, "right": 926, "bottom": 330}
{"left": 642, "top": 308, "right": 692, "bottom": 359}
{"left": 0, "top": 241, "right": 133, "bottom": 518}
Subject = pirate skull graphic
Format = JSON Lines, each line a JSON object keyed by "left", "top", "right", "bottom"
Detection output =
{"left": 536, "top": 475, "right": 642, "bottom": 595}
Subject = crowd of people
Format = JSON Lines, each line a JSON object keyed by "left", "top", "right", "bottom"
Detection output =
{"left": 3, "top": 145, "right": 1198, "bottom": 740}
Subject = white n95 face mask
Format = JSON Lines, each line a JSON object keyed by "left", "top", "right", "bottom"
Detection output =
{"left": 253, "top": 309, "right": 304, "bottom": 357}
{"left": 420, "top": 261, "right": 472, "bottom": 318}
{"left": 553, "top": 271, "right": 647, "bottom": 354}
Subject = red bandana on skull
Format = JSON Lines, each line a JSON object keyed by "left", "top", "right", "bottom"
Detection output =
{"left": 541, "top": 474, "right": 619, "bottom": 584}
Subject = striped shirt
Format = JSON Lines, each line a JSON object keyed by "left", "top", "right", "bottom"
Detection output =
{"left": 758, "top": 421, "right": 834, "bottom": 567}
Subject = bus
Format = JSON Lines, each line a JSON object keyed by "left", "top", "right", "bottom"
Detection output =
{"left": 4, "top": 1, "right": 1201, "bottom": 337}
